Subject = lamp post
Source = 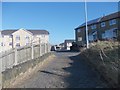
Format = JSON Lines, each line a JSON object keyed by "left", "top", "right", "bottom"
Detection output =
{"left": 85, "top": 0, "right": 89, "bottom": 48}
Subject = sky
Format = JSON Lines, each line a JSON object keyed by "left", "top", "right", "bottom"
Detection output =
{"left": 1, "top": 2, "right": 118, "bottom": 45}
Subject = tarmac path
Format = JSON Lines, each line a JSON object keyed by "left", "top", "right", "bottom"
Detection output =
{"left": 12, "top": 51, "right": 108, "bottom": 88}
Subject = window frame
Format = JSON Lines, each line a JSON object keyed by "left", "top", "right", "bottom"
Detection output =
{"left": 16, "top": 43, "right": 20, "bottom": 47}
{"left": 25, "top": 36, "right": 29, "bottom": 39}
{"left": 101, "top": 22, "right": 106, "bottom": 27}
{"left": 109, "top": 19, "right": 116, "bottom": 26}
{"left": 77, "top": 29, "right": 81, "bottom": 33}
{"left": 9, "top": 35, "right": 12, "bottom": 38}
{"left": 9, "top": 42, "right": 12, "bottom": 46}
{"left": 16, "top": 35, "right": 20, "bottom": 40}
{"left": 1, "top": 42, "right": 4, "bottom": 46}
{"left": 91, "top": 24, "right": 96, "bottom": 30}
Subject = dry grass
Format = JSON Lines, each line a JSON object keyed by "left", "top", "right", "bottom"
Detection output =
{"left": 85, "top": 41, "right": 119, "bottom": 64}
{"left": 80, "top": 41, "right": 119, "bottom": 87}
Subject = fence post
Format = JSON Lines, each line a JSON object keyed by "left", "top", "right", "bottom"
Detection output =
{"left": 44, "top": 43, "right": 46, "bottom": 54}
{"left": 48, "top": 43, "right": 50, "bottom": 52}
{"left": 31, "top": 43, "right": 34, "bottom": 59}
{"left": 48, "top": 43, "right": 50, "bottom": 53}
{"left": 0, "top": 52, "right": 2, "bottom": 89}
{"left": 14, "top": 48, "right": 18, "bottom": 65}
{"left": 39, "top": 44, "right": 41, "bottom": 56}
{"left": 47, "top": 43, "right": 48, "bottom": 53}
{"left": 39, "top": 38, "right": 41, "bottom": 56}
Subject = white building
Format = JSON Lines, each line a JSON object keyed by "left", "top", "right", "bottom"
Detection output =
{"left": 64, "top": 39, "right": 75, "bottom": 50}
{"left": 0, "top": 28, "right": 49, "bottom": 52}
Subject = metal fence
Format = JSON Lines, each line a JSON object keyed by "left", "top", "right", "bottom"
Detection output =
{"left": 0, "top": 43, "right": 51, "bottom": 72}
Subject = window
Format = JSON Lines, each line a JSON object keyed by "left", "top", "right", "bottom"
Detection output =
{"left": 101, "top": 22, "right": 106, "bottom": 27}
{"left": 25, "top": 36, "right": 29, "bottom": 39}
{"left": 9, "top": 42, "right": 12, "bottom": 46}
{"left": 26, "top": 43, "right": 29, "bottom": 46}
{"left": 2, "top": 35, "right": 4, "bottom": 38}
{"left": 42, "top": 35, "right": 45, "bottom": 37}
{"left": 113, "top": 29, "right": 117, "bottom": 38}
{"left": 102, "top": 33, "right": 105, "bottom": 39}
{"left": 88, "top": 35, "right": 93, "bottom": 41}
{"left": 16, "top": 43, "right": 20, "bottom": 47}
{"left": 16, "top": 35, "right": 20, "bottom": 40}
{"left": 9, "top": 35, "right": 12, "bottom": 38}
{"left": 93, "top": 34, "right": 97, "bottom": 40}
{"left": 77, "top": 29, "right": 81, "bottom": 33}
{"left": 109, "top": 19, "right": 116, "bottom": 25}
{"left": 91, "top": 25, "right": 96, "bottom": 29}
{"left": 78, "top": 37, "right": 82, "bottom": 41}
{"left": 104, "top": 29, "right": 115, "bottom": 39}
{"left": 1, "top": 42, "right": 3, "bottom": 46}
{"left": 113, "top": 31, "right": 117, "bottom": 38}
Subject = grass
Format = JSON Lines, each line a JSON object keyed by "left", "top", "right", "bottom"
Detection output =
{"left": 80, "top": 40, "right": 119, "bottom": 87}
{"left": 91, "top": 41, "right": 118, "bottom": 63}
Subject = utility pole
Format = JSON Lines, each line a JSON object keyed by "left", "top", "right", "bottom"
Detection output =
{"left": 85, "top": 0, "right": 89, "bottom": 48}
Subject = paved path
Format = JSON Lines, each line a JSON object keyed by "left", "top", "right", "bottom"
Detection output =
{"left": 13, "top": 52, "right": 108, "bottom": 88}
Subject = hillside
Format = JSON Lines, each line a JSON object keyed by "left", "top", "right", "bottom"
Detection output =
{"left": 80, "top": 41, "right": 119, "bottom": 87}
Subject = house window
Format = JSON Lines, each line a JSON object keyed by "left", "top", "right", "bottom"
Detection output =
{"left": 104, "top": 29, "right": 114, "bottom": 39}
{"left": 112, "top": 29, "right": 117, "bottom": 38}
{"left": 78, "top": 37, "right": 82, "bottom": 41}
{"left": 101, "top": 22, "right": 106, "bottom": 27}
{"left": 93, "top": 34, "right": 97, "bottom": 40}
{"left": 91, "top": 25, "right": 96, "bottom": 29}
{"left": 9, "top": 35, "right": 12, "bottom": 38}
{"left": 16, "top": 43, "right": 20, "bottom": 47}
{"left": 16, "top": 35, "right": 20, "bottom": 40}
{"left": 9, "top": 42, "right": 12, "bottom": 46}
{"left": 25, "top": 36, "right": 29, "bottom": 39}
{"left": 1, "top": 42, "right": 3, "bottom": 46}
{"left": 26, "top": 43, "right": 29, "bottom": 46}
{"left": 109, "top": 19, "right": 116, "bottom": 26}
{"left": 42, "top": 35, "right": 45, "bottom": 37}
{"left": 2, "top": 35, "right": 4, "bottom": 38}
{"left": 102, "top": 33, "right": 105, "bottom": 39}
{"left": 113, "top": 31, "right": 117, "bottom": 38}
{"left": 88, "top": 34, "right": 93, "bottom": 41}
{"left": 77, "top": 29, "right": 81, "bottom": 33}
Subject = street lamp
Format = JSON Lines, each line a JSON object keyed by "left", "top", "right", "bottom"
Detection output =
{"left": 84, "top": 0, "right": 89, "bottom": 48}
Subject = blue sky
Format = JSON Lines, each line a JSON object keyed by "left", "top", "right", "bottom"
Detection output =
{"left": 2, "top": 2, "right": 118, "bottom": 45}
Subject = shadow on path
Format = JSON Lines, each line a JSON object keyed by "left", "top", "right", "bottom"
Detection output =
{"left": 62, "top": 54, "right": 108, "bottom": 88}
{"left": 56, "top": 50, "right": 79, "bottom": 53}
{"left": 38, "top": 70, "right": 63, "bottom": 77}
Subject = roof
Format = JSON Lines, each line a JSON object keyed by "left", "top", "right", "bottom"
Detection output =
{"left": 59, "top": 43, "right": 64, "bottom": 45}
{"left": 75, "top": 11, "right": 120, "bottom": 30}
{"left": 1, "top": 30, "right": 17, "bottom": 35}
{"left": 100, "top": 11, "right": 120, "bottom": 22}
{"left": 65, "top": 39, "right": 75, "bottom": 43}
{"left": 28, "top": 30, "right": 49, "bottom": 35}
{"left": 1, "top": 29, "right": 49, "bottom": 35}
{"left": 75, "top": 17, "right": 102, "bottom": 30}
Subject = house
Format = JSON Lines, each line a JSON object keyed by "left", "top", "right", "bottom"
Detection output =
{"left": 0, "top": 28, "right": 49, "bottom": 52}
{"left": 98, "top": 12, "right": 119, "bottom": 40}
{"left": 64, "top": 39, "right": 75, "bottom": 50}
{"left": 75, "top": 11, "right": 119, "bottom": 46}
{"left": 59, "top": 43, "right": 65, "bottom": 50}
{"left": 75, "top": 17, "right": 102, "bottom": 46}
